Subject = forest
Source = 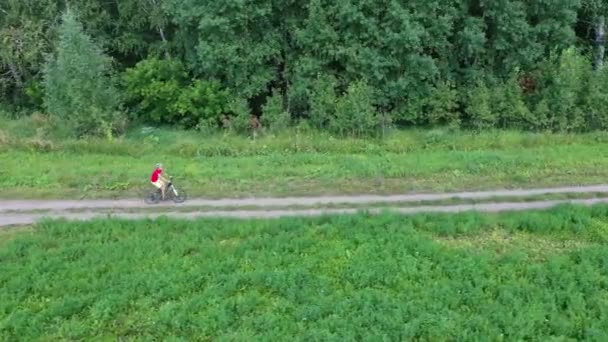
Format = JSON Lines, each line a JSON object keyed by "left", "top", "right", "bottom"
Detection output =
{"left": 2, "top": 0, "right": 608, "bottom": 136}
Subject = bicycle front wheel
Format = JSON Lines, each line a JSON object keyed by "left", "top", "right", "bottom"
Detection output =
{"left": 171, "top": 186, "right": 187, "bottom": 203}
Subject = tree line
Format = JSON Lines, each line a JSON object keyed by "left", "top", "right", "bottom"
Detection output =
{"left": 1, "top": 0, "right": 608, "bottom": 136}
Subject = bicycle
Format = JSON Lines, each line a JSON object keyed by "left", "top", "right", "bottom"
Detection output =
{"left": 144, "top": 177, "right": 187, "bottom": 204}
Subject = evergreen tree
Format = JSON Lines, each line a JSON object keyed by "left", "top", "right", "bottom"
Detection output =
{"left": 43, "top": 10, "right": 121, "bottom": 137}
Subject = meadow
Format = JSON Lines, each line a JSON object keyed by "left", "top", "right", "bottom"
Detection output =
{"left": 2, "top": 116, "right": 608, "bottom": 199}
{"left": 2, "top": 205, "right": 608, "bottom": 340}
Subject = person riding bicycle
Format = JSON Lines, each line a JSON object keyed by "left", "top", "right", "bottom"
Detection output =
{"left": 150, "top": 163, "right": 169, "bottom": 200}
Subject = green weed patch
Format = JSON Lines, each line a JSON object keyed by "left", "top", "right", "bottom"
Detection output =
{"left": 3, "top": 127, "right": 608, "bottom": 199}
{"left": 2, "top": 205, "right": 608, "bottom": 340}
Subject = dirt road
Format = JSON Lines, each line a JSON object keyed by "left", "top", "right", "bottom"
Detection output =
{"left": 3, "top": 185, "right": 608, "bottom": 227}
{"left": 3, "top": 184, "right": 608, "bottom": 212}
{"left": 3, "top": 198, "right": 608, "bottom": 226}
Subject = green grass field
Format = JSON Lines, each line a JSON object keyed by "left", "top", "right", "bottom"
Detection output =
{"left": 2, "top": 206, "right": 608, "bottom": 340}
{"left": 2, "top": 116, "right": 608, "bottom": 199}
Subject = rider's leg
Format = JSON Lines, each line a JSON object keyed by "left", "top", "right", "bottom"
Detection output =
{"left": 161, "top": 182, "right": 166, "bottom": 200}
{"left": 152, "top": 180, "right": 163, "bottom": 200}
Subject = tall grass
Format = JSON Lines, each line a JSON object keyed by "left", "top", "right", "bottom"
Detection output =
{"left": 3, "top": 116, "right": 608, "bottom": 198}
{"left": 2, "top": 115, "right": 606, "bottom": 156}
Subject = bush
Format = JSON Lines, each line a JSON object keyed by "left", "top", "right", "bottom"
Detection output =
{"left": 534, "top": 48, "right": 590, "bottom": 131}
{"left": 24, "top": 80, "right": 44, "bottom": 109}
{"left": 465, "top": 81, "right": 496, "bottom": 129}
{"left": 532, "top": 99, "right": 551, "bottom": 130}
{"left": 224, "top": 97, "right": 253, "bottom": 134}
{"left": 333, "top": 80, "right": 379, "bottom": 137}
{"left": 123, "top": 58, "right": 232, "bottom": 129}
{"left": 25, "top": 127, "right": 55, "bottom": 152}
{"left": 493, "top": 72, "right": 533, "bottom": 129}
{"left": 43, "top": 11, "right": 121, "bottom": 137}
{"left": 122, "top": 58, "right": 186, "bottom": 124}
{"left": 261, "top": 90, "right": 291, "bottom": 132}
{"left": 390, "top": 96, "right": 426, "bottom": 125}
{"left": 309, "top": 75, "right": 338, "bottom": 130}
{"left": 308, "top": 77, "right": 380, "bottom": 137}
{"left": 425, "top": 81, "right": 460, "bottom": 126}
{"left": 173, "top": 80, "right": 232, "bottom": 128}
{"left": 584, "top": 67, "right": 608, "bottom": 130}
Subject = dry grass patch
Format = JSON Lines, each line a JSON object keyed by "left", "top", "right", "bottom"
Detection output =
{"left": 433, "top": 229, "right": 591, "bottom": 260}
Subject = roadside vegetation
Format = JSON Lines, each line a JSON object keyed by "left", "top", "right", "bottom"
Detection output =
{"left": 3, "top": 118, "right": 608, "bottom": 198}
{"left": 3, "top": 2, "right": 608, "bottom": 199}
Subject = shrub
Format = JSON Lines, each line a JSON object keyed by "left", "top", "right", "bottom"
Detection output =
{"left": 584, "top": 67, "right": 608, "bottom": 130}
{"left": 308, "top": 77, "right": 380, "bottom": 137}
{"left": 334, "top": 80, "right": 378, "bottom": 137}
{"left": 173, "top": 80, "right": 232, "bottom": 128}
{"left": 122, "top": 58, "right": 186, "bottom": 124}
{"left": 532, "top": 99, "right": 552, "bottom": 130}
{"left": 493, "top": 72, "right": 533, "bottom": 129}
{"left": 535, "top": 48, "right": 591, "bottom": 131}
{"left": 261, "top": 90, "right": 291, "bottom": 132}
{"left": 390, "top": 96, "right": 426, "bottom": 126}
{"left": 464, "top": 81, "right": 496, "bottom": 130}
{"left": 425, "top": 81, "right": 460, "bottom": 126}
{"left": 309, "top": 75, "right": 338, "bottom": 130}
{"left": 123, "top": 58, "right": 232, "bottom": 129}
{"left": 224, "top": 97, "right": 253, "bottom": 134}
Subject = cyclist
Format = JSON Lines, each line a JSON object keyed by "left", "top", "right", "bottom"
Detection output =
{"left": 150, "top": 163, "right": 169, "bottom": 200}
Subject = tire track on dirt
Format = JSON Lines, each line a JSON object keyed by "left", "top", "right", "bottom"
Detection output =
{"left": 4, "top": 197, "right": 608, "bottom": 227}
{"left": 3, "top": 184, "right": 608, "bottom": 213}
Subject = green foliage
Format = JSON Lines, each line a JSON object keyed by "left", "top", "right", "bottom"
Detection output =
{"left": 173, "top": 80, "right": 232, "bottom": 129}
{"left": 225, "top": 97, "right": 253, "bottom": 134}
{"left": 43, "top": 11, "right": 121, "bottom": 137}
{"left": 165, "top": 0, "right": 301, "bottom": 99}
{"left": 159, "top": 0, "right": 587, "bottom": 134}
{"left": 0, "top": 0, "right": 175, "bottom": 107}
{"left": 261, "top": 90, "right": 291, "bottom": 132}
{"left": 515, "top": 47, "right": 608, "bottom": 132}
{"left": 425, "top": 82, "right": 460, "bottom": 126}
{"left": 122, "top": 58, "right": 186, "bottom": 123}
{"left": 584, "top": 67, "right": 608, "bottom": 130}
{"left": 465, "top": 81, "right": 496, "bottom": 129}
{"left": 0, "top": 0, "right": 56, "bottom": 106}
{"left": 309, "top": 77, "right": 381, "bottom": 137}
{"left": 308, "top": 75, "right": 338, "bottom": 130}
{"left": 2, "top": 207, "right": 608, "bottom": 339}
{"left": 480, "top": 0, "right": 579, "bottom": 74}
{"left": 536, "top": 48, "right": 592, "bottom": 131}
{"left": 123, "top": 58, "right": 232, "bottom": 128}
{"left": 492, "top": 72, "right": 532, "bottom": 129}
{"left": 333, "top": 81, "right": 379, "bottom": 137}
{"left": 1, "top": 0, "right": 607, "bottom": 134}
{"left": 5, "top": 119, "right": 608, "bottom": 198}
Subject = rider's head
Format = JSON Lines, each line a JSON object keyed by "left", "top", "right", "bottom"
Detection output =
{"left": 155, "top": 163, "right": 163, "bottom": 170}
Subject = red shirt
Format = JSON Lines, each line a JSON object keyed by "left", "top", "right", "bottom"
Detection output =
{"left": 151, "top": 168, "right": 163, "bottom": 182}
